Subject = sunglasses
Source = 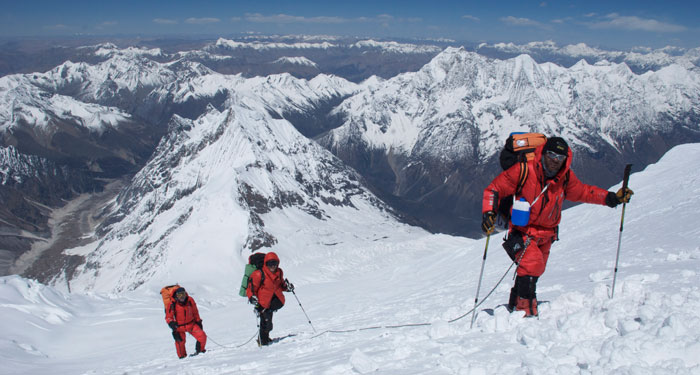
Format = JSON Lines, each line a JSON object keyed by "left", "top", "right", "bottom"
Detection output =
{"left": 545, "top": 150, "right": 566, "bottom": 162}
{"left": 176, "top": 291, "right": 187, "bottom": 298}
{"left": 266, "top": 261, "right": 279, "bottom": 267}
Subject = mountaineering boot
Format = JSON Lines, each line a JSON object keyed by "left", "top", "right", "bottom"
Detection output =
{"left": 512, "top": 275, "right": 539, "bottom": 317}
{"left": 507, "top": 286, "right": 518, "bottom": 312}
{"left": 515, "top": 297, "right": 538, "bottom": 317}
{"left": 194, "top": 341, "right": 206, "bottom": 355}
{"left": 259, "top": 331, "right": 271, "bottom": 346}
{"left": 507, "top": 276, "right": 521, "bottom": 312}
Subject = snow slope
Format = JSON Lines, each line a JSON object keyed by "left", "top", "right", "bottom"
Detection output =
{"left": 2, "top": 143, "right": 700, "bottom": 374}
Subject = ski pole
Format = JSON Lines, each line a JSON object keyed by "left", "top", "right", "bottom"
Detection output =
{"left": 610, "top": 164, "right": 633, "bottom": 299}
{"left": 472, "top": 191, "right": 498, "bottom": 328}
{"left": 254, "top": 308, "right": 261, "bottom": 347}
{"left": 291, "top": 289, "right": 316, "bottom": 333}
{"left": 471, "top": 230, "right": 492, "bottom": 329}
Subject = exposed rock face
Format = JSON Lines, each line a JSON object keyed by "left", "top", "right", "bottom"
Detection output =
{"left": 0, "top": 145, "right": 100, "bottom": 274}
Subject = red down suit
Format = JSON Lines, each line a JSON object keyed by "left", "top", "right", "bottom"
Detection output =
{"left": 246, "top": 252, "right": 287, "bottom": 309}
{"left": 165, "top": 295, "right": 206, "bottom": 358}
{"left": 482, "top": 144, "right": 609, "bottom": 277}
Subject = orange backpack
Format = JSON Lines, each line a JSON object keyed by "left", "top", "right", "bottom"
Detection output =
{"left": 496, "top": 133, "right": 547, "bottom": 225}
{"left": 160, "top": 284, "right": 180, "bottom": 312}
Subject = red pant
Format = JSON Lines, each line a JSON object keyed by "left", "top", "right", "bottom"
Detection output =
{"left": 174, "top": 323, "right": 207, "bottom": 358}
{"left": 516, "top": 236, "right": 553, "bottom": 277}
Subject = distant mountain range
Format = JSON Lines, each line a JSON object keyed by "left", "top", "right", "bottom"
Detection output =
{"left": 1, "top": 35, "right": 699, "bottom": 288}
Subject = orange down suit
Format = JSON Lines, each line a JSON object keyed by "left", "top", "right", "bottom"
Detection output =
{"left": 165, "top": 296, "right": 206, "bottom": 358}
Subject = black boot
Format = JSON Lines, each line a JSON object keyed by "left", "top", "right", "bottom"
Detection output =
{"left": 507, "top": 286, "right": 518, "bottom": 312}
{"left": 514, "top": 275, "right": 538, "bottom": 317}
{"left": 194, "top": 341, "right": 206, "bottom": 354}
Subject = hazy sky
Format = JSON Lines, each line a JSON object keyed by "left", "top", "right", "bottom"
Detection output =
{"left": 1, "top": 0, "right": 698, "bottom": 50}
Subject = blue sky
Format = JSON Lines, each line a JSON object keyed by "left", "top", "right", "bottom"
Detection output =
{"left": 1, "top": 0, "right": 698, "bottom": 50}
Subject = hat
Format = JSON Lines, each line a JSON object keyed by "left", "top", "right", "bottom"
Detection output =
{"left": 543, "top": 137, "right": 569, "bottom": 156}
{"left": 174, "top": 287, "right": 187, "bottom": 299}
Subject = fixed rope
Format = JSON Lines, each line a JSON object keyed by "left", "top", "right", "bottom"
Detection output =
{"left": 308, "top": 261, "right": 516, "bottom": 339}
{"left": 208, "top": 260, "right": 517, "bottom": 348}
{"left": 207, "top": 330, "right": 259, "bottom": 349}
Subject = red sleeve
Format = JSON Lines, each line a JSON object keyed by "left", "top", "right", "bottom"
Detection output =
{"left": 564, "top": 171, "right": 609, "bottom": 205}
{"left": 482, "top": 164, "right": 521, "bottom": 213}
{"left": 279, "top": 269, "right": 287, "bottom": 291}
{"left": 165, "top": 303, "right": 175, "bottom": 324}
{"left": 246, "top": 270, "right": 262, "bottom": 298}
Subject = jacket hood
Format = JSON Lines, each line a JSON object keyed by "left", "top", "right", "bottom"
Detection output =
{"left": 264, "top": 252, "right": 280, "bottom": 264}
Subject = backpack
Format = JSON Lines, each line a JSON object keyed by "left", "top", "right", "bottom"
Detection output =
{"left": 239, "top": 252, "right": 266, "bottom": 297}
{"left": 496, "top": 132, "right": 546, "bottom": 225}
{"left": 160, "top": 284, "right": 181, "bottom": 313}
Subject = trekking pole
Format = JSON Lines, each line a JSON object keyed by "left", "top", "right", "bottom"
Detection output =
{"left": 472, "top": 191, "right": 498, "bottom": 329}
{"left": 610, "top": 164, "right": 633, "bottom": 299}
{"left": 291, "top": 289, "right": 316, "bottom": 333}
{"left": 254, "top": 308, "right": 261, "bottom": 347}
{"left": 470, "top": 230, "right": 492, "bottom": 329}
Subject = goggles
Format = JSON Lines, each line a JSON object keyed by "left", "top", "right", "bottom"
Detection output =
{"left": 266, "top": 260, "right": 279, "bottom": 267}
{"left": 175, "top": 291, "right": 187, "bottom": 299}
{"left": 545, "top": 150, "right": 566, "bottom": 162}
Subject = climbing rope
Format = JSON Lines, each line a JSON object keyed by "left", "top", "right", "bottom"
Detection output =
{"left": 207, "top": 260, "right": 518, "bottom": 348}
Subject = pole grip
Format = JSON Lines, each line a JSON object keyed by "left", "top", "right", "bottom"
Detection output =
{"left": 619, "top": 164, "right": 632, "bottom": 233}
{"left": 621, "top": 164, "right": 632, "bottom": 192}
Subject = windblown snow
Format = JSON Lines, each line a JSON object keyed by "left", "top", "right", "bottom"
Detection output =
{"left": 2, "top": 143, "right": 699, "bottom": 374}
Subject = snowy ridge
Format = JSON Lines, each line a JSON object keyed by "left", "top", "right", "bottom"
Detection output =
{"left": 0, "top": 73, "right": 132, "bottom": 133}
{"left": 211, "top": 37, "right": 441, "bottom": 54}
{"left": 0, "top": 146, "right": 56, "bottom": 184}
{"left": 272, "top": 56, "right": 318, "bottom": 68}
{"left": 212, "top": 38, "right": 337, "bottom": 51}
{"left": 478, "top": 40, "right": 700, "bottom": 71}
{"left": 350, "top": 39, "right": 442, "bottom": 54}
{"left": 325, "top": 47, "right": 700, "bottom": 162}
{"left": 2, "top": 143, "right": 699, "bottom": 374}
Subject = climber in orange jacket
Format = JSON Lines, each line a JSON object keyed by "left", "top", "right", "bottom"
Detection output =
{"left": 481, "top": 137, "right": 633, "bottom": 317}
{"left": 246, "top": 252, "right": 294, "bottom": 346}
{"left": 165, "top": 287, "right": 207, "bottom": 358}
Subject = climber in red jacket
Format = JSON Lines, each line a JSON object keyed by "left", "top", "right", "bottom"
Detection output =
{"left": 165, "top": 287, "right": 207, "bottom": 358}
{"left": 246, "top": 252, "right": 294, "bottom": 346}
{"left": 481, "top": 137, "right": 633, "bottom": 317}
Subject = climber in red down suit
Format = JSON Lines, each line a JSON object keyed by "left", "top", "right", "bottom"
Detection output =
{"left": 481, "top": 137, "right": 633, "bottom": 317}
{"left": 246, "top": 252, "right": 294, "bottom": 346}
{"left": 165, "top": 287, "right": 207, "bottom": 358}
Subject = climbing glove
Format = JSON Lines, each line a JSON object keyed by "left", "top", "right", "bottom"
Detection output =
{"left": 605, "top": 187, "right": 634, "bottom": 207}
{"left": 284, "top": 279, "right": 295, "bottom": 292}
{"left": 481, "top": 211, "right": 497, "bottom": 234}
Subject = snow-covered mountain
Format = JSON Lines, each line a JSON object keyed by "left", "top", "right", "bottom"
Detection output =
{"left": 0, "top": 46, "right": 361, "bottom": 280}
{"left": 4, "top": 39, "right": 700, "bottom": 286}
{"left": 2, "top": 142, "right": 699, "bottom": 374}
{"left": 476, "top": 40, "right": 700, "bottom": 73}
{"left": 319, "top": 47, "right": 700, "bottom": 236}
{"left": 56, "top": 88, "right": 405, "bottom": 292}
